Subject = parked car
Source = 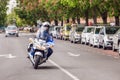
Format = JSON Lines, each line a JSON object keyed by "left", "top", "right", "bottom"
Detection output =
{"left": 62, "top": 24, "right": 71, "bottom": 40}
{"left": 89, "top": 26, "right": 102, "bottom": 47}
{"left": 81, "top": 26, "right": 95, "bottom": 44}
{"left": 98, "top": 26, "right": 120, "bottom": 50}
{"left": 24, "top": 26, "right": 32, "bottom": 32}
{"left": 54, "top": 26, "right": 61, "bottom": 39}
{"left": 49, "top": 26, "right": 61, "bottom": 38}
{"left": 69, "top": 26, "right": 84, "bottom": 43}
{"left": 56, "top": 27, "right": 63, "bottom": 39}
{"left": 5, "top": 25, "right": 19, "bottom": 37}
{"left": 112, "top": 28, "right": 120, "bottom": 53}
{"left": 0, "top": 27, "right": 5, "bottom": 33}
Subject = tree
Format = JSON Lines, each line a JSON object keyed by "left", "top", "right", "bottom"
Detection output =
{"left": 7, "top": 10, "right": 23, "bottom": 27}
{"left": 15, "top": 0, "right": 119, "bottom": 26}
{"left": 108, "top": 0, "right": 120, "bottom": 26}
{"left": 0, "top": 0, "right": 8, "bottom": 27}
{"left": 91, "top": 0, "right": 110, "bottom": 24}
{"left": 60, "top": 0, "right": 82, "bottom": 24}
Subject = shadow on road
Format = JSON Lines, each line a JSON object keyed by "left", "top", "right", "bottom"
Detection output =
{"left": 37, "top": 66, "right": 58, "bottom": 70}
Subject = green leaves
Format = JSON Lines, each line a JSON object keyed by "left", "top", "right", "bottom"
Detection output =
{"left": 0, "top": 0, "right": 8, "bottom": 26}
{"left": 14, "top": 0, "right": 119, "bottom": 26}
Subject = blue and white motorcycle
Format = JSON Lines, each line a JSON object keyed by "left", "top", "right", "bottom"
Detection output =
{"left": 27, "top": 38, "right": 54, "bottom": 69}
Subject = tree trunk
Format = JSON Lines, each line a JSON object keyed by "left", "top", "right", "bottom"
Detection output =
{"left": 72, "top": 17, "right": 75, "bottom": 24}
{"left": 101, "top": 12, "right": 107, "bottom": 24}
{"left": 67, "top": 18, "right": 69, "bottom": 23}
{"left": 85, "top": 10, "right": 89, "bottom": 26}
{"left": 115, "top": 16, "right": 119, "bottom": 26}
{"left": 77, "top": 17, "right": 80, "bottom": 24}
{"left": 93, "top": 15, "right": 97, "bottom": 25}
{"left": 54, "top": 19, "right": 58, "bottom": 26}
{"left": 61, "top": 19, "right": 63, "bottom": 26}
{"left": 96, "top": 6, "right": 108, "bottom": 24}
{"left": 93, "top": 8, "right": 97, "bottom": 24}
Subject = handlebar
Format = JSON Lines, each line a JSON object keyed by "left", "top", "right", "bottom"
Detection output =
{"left": 33, "top": 38, "right": 54, "bottom": 50}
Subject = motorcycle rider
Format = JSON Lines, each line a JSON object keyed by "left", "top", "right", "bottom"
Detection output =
{"left": 29, "top": 21, "right": 54, "bottom": 61}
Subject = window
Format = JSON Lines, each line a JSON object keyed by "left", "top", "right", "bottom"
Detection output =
{"left": 106, "top": 27, "right": 120, "bottom": 34}
{"left": 95, "top": 28, "right": 101, "bottom": 34}
{"left": 87, "top": 28, "right": 93, "bottom": 33}
{"left": 76, "top": 27, "right": 84, "bottom": 32}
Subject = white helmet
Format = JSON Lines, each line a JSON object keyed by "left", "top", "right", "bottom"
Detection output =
{"left": 42, "top": 22, "right": 50, "bottom": 28}
{"left": 40, "top": 21, "right": 50, "bottom": 33}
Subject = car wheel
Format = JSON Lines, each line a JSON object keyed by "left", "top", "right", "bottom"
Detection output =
{"left": 89, "top": 43, "right": 92, "bottom": 47}
{"left": 71, "top": 40, "right": 73, "bottom": 43}
{"left": 73, "top": 39, "right": 76, "bottom": 44}
{"left": 93, "top": 43, "right": 96, "bottom": 48}
{"left": 16, "top": 34, "right": 19, "bottom": 37}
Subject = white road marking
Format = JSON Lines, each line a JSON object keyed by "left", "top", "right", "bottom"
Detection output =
{"left": 49, "top": 59, "right": 80, "bottom": 80}
{"left": 0, "top": 54, "right": 16, "bottom": 59}
{"left": 6, "top": 54, "right": 16, "bottom": 58}
{"left": 101, "top": 53, "right": 105, "bottom": 55}
{"left": 114, "top": 56, "right": 119, "bottom": 59}
{"left": 68, "top": 52, "right": 80, "bottom": 57}
{"left": 107, "top": 55, "right": 112, "bottom": 56}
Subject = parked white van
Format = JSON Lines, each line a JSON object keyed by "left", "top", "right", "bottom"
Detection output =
{"left": 98, "top": 26, "right": 120, "bottom": 50}
{"left": 49, "top": 26, "right": 61, "bottom": 38}
{"left": 81, "top": 26, "right": 95, "bottom": 45}
{"left": 89, "top": 26, "right": 102, "bottom": 47}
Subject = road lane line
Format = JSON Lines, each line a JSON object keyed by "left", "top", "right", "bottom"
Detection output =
{"left": 107, "top": 55, "right": 112, "bottom": 56}
{"left": 0, "top": 54, "right": 16, "bottom": 59}
{"left": 49, "top": 59, "right": 80, "bottom": 80}
{"left": 68, "top": 52, "right": 80, "bottom": 57}
{"left": 6, "top": 54, "right": 16, "bottom": 58}
{"left": 114, "top": 56, "right": 119, "bottom": 59}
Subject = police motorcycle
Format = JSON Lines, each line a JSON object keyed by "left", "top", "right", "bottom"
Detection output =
{"left": 27, "top": 38, "right": 54, "bottom": 69}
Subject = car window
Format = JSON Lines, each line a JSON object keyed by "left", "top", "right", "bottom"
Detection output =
{"left": 95, "top": 28, "right": 101, "bottom": 34}
{"left": 66, "top": 26, "right": 71, "bottom": 31}
{"left": 7, "top": 26, "right": 17, "bottom": 30}
{"left": 87, "top": 28, "right": 93, "bottom": 33}
{"left": 76, "top": 27, "right": 84, "bottom": 32}
{"left": 115, "top": 29, "right": 120, "bottom": 34}
{"left": 106, "top": 27, "right": 120, "bottom": 34}
{"left": 56, "top": 27, "right": 60, "bottom": 32}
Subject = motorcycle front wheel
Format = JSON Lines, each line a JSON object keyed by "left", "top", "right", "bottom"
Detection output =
{"left": 34, "top": 55, "right": 41, "bottom": 69}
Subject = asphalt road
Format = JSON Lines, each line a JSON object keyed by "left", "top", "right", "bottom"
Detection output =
{"left": 0, "top": 33, "right": 120, "bottom": 80}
